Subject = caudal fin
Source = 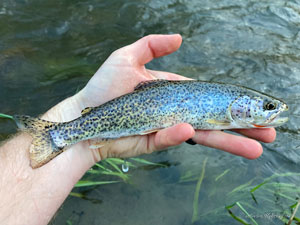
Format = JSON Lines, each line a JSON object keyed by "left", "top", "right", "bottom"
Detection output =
{"left": 13, "top": 115, "right": 64, "bottom": 168}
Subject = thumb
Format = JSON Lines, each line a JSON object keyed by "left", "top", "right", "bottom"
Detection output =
{"left": 117, "top": 34, "right": 182, "bottom": 66}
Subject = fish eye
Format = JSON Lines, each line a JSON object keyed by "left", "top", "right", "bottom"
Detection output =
{"left": 264, "top": 102, "right": 276, "bottom": 110}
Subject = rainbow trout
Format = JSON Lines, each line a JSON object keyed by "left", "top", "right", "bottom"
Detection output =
{"left": 13, "top": 80, "right": 288, "bottom": 168}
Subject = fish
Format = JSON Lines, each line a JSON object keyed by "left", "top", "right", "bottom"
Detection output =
{"left": 13, "top": 80, "right": 289, "bottom": 168}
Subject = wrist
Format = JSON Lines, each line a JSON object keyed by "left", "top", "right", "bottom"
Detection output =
{"left": 0, "top": 133, "right": 92, "bottom": 225}
{"left": 0, "top": 93, "right": 97, "bottom": 224}
{"left": 40, "top": 92, "right": 97, "bottom": 167}
{"left": 41, "top": 93, "right": 85, "bottom": 122}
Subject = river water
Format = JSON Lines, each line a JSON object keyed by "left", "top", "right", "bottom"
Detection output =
{"left": 0, "top": 0, "right": 300, "bottom": 224}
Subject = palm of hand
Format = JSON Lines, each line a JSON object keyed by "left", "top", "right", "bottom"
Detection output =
{"left": 79, "top": 37, "right": 186, "bottom": 107}
{"left": 45, "top": 34, "right": 276, "bottom": 166}
{"left": 74, "top": 35, "right": 192, "bottom": 160}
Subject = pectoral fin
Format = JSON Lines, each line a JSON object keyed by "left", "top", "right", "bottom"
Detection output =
{"left": 206, "top": 119, "right": 231, "bottom": 126}
{"left": 139, "top": 129, "right": 161, "bottom": 135}
{"left": 253, "top": 124, "right": 266, "bottom": 128}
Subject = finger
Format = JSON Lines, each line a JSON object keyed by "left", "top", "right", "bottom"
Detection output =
{"left": 192, "top": 130, "right": 263, "bottom": 159}
{"left": 147, "top": 69, "right": 193, "bottom": 81}
{"left": 149, "top": 123, "right": 195, "bottom": 152}
{"left": 233, "top": 128, "right": 276, "bottom": 143}
{"left": 119, "top": 34, "right": 182, "bottom": 66}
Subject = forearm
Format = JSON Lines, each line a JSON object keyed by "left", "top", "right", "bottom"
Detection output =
{"left": 0, "top": 135, "right": 64, "bottom": 224}
{"left": 0, "top": 96, "right": 92, "bottom": 225}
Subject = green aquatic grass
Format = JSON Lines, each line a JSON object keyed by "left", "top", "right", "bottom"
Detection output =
{"left": 227, "top": 178, "right": 255, "bottom": 197}
{"left": 77, "top": 157, "right": 300, "bottom": 225}
{"left": 225, "top": 172, "right": 300, "bottom": 224}
{"left": 226, "top": 172, "right": 300, "bottom": 199}
{"left": 178, "top": 170, "right": 200, "bottom": 183}
{"left": 226, "top": 202, "right": 258, "bottom": 225}
{"left": 71, "top": 157, "right": 166, "bottom": 203}
{"left": 236, "top": 202, "right": 258, "bottom": 225}
{"left": 130, "top": 157, "right": 167, "bottom": 167}
{"left": 100, "top": 171, "right": 130, "bottom": 182}
{"left": 250, "top": 172, "right": 300, "bottom": 193}
{"left": 227, "top": 209, "right": 250, "bottom": 225}
{"left": 264, "top": 188, "right": 296, "bottom": 202}
{"left": 75, "top": 157, "right": 165, "bottom": 189}
{"left": 215, "top": 169, "right": 230, "bottom": 182}
{"left": 190, "top": 167, "right": 300, "bottom": 224}
{"left": 66, "top": 220, "right": 73, "bottom": 225}
{"left": 0, "top": 113, "right": 13, "bottom": 120}
{"left": 69, "top": 192, "right": 85, "bottom": 198}
{"left": 287, "top": 199, "right": 300, "bottom": 225}
{"left": 91, "top": 162, "right": 108, "bottom": 172}
{"left": 107, "top": 158, "right": 136, "bottom": 167}
{"left": 86, "top": 159, "right": 130, "bottom": 182}
{"left": 42, "top": 58, "right": 95, "bottom": 85}
{"left": 75, "top": 180, "right": 119, "bottom": 187}
{"left": 105, "top": 159, "right": 124, "bottom": 173}
{"left": 192, "top": 157, "right": 208, "bottom": 223}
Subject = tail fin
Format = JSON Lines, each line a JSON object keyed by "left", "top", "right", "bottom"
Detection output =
{"left": 13, "top": 115, "right": 63, "bottom": 168}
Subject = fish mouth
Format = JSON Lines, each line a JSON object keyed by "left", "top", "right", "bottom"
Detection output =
{"left": 266, "top": 116, "right": 289, "bottom": 127}
{"left": 262, "top": 103, "right": 289, "bottom": 127}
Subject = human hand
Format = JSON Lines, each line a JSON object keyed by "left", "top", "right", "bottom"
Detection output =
{"left": 43, "top": 34, "right": 276, "bottom": 170}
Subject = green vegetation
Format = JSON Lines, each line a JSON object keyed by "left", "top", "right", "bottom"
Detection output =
{"left": 179, "top": 163, "right": 300, "bottom": 224}
{"left": 0, "top": 113, "right": 13, "bottom": 120}
{"left": 74, "top": 180, "right": 119, "bottom": 187}
{"left": 226, "top": 202, "right": 258, "bottom": 225}
{"left": 70, "top": 157, "right": 166, "bottom": 198}
{"left": 192, "top": 157, "right": 208, "bottom": 223}
{"left": 215, "top": 168, "right": 230, "bottom": 182}
{"left": 209, "top": 171, "right": 300, "bottom": 224}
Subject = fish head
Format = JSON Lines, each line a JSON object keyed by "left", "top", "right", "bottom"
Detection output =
{"left": 229, "top": 95, "right": 289, "bottom": 128}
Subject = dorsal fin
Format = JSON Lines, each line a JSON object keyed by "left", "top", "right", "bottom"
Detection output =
{"left": 81, "top": 107, "right": 93, "bottom": 115}
{"left": 134, "top": 79, "right": 170, "bottom": 91}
